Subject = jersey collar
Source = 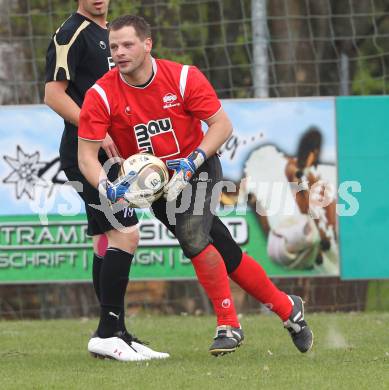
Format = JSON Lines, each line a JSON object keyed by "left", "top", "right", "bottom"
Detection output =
{"left": 75, "top": 12, "right": 108, "bottom": 30}
{"left": 119, "top": 57, "right": 157, "bottom": 89}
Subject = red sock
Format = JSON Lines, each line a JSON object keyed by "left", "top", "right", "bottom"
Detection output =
{"left": 192, "top": 244, "right": 240, "bottom": 328}
{"left": 230, "top": 252, "right": 292, "bottom": 321}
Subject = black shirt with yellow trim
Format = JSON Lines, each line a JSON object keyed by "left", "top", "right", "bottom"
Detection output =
{"left": 45, "top": 12, "right": 114, "bottom": 169}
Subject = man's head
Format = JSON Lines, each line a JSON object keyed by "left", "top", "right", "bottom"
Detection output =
{"left": 108, "top": 15, "right": 152, "bottom": 76}
{"left": 77, "top": 0, "right": 110, "bottom": 18}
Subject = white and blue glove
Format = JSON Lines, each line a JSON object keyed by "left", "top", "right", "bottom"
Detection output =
{"left": 164, "top": 148, "right": 206, "bottom": 201}
{"left": 103, "top": 171, "right": 138, "bottom": 203}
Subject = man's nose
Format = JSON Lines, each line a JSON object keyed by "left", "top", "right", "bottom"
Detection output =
{"left": 116, "top": 46, "right": 126, "bottom": 56}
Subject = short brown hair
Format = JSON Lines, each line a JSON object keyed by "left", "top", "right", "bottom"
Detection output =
{"left": 108, "top": 15, "right": 151, "bottom": 40}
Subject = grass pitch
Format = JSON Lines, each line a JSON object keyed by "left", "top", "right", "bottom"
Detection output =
{"left": 1, "top": 312, "right": 389, "bottom": 390}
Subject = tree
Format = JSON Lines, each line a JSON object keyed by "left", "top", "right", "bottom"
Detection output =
{"left": 1, "top": 0, "right": 388, "bottom": 104}
{"left": 267, "top": 0, "right": 389, "bottom": 96}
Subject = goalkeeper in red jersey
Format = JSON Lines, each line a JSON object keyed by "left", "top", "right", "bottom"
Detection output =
{"left": 78, "top": 14, "right": 313, "bottom": 356}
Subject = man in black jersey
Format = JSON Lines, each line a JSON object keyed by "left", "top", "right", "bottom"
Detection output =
{"left": 44, "top": 0, "right": 168, "bottom": 361}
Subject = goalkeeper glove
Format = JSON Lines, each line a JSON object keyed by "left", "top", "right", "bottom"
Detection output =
{"left": 102, "top": 171, "right": 138, "bottom": 203}
{"left": 164, "top": 148, "right": 206, "bottom": 201}
{"left": 123, "top": 188, "right": 155, "bottom": 208}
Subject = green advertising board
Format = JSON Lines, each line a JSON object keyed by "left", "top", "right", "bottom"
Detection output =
{"left": 1, "top": 101, "right": 340, "bottom": 283}
{"left": 336, "top": 96, "right": 389, "bottom": 279}
{"left": 0, "top": 210, "right": 329, "bottom": 283}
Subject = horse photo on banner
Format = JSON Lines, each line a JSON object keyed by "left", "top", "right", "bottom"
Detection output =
{"left": 218, "top": 98, "right": 339, "bottom": 277}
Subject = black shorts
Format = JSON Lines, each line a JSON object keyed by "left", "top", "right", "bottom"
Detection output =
{"left": 64, "top": 163, "right": 138, "bottom": 236}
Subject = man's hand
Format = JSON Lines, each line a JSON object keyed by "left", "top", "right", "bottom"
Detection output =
{"left": 164, "top": 148, "right": 206, "bottom": 201}
{"left": 101, "top": 133, "right": 121, "bottom": 159}
{"left": 103, "top": 171, "right": 138, "bottom": 203}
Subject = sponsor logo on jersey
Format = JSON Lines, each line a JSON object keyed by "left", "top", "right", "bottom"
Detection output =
{"left": 163, "top": 93, "right": 180, "bottom": 109}
{"left": 99, "top": 40, "right": 106, "bottom": 50}
{"left": 133, "top": 118, "right": 180, "bottom": 158}
{"left": 163, "top": 93, "right": 177, "bottom": 103}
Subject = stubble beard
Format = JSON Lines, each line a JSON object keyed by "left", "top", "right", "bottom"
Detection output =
{"left": 88, "top": 9, "right": 106, "bottom": 17}
{"left": 118, "top": 61, "right": 134, "bottom": 77}
{"left": 121, "top": 54, "right": 147, "bottom": 80}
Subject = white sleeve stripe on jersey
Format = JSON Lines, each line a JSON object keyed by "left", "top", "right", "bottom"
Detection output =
{"left": 92, "top": 84, "right": 110, "bottom": 115}
{"left": 179, "top": 65, "right": 189, "bottom": 99}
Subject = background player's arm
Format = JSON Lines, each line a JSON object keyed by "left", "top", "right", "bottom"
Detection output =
{"left": 78, "top": 87, "right": 114, "bottom": 189}
{"left": 198, "top": 108, "right": 233, "bottom": 157}
{"left": 44, "top": 31, "right": 82, "bottom": 126}
{"left": 45, "top": 80, "right": 120, "bottom": 157}
{"left": 44, "top": 29, "right": 120, "bottom": 157}
{"left": 78, "top": 138, "right": 106, "bottom": 189}
{"left": 44, "top": 80, "right": 80, "bottom": 126}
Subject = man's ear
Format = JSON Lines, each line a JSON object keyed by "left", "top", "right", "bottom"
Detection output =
{"left": 144, "top": 38, "right": 152, "bottom": 52}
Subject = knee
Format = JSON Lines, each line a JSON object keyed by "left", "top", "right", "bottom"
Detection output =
{"left": 214, "top": 239, "right": 242, "bottom": 274}
{"left": 175, "top": 217, "right": 211, "bottom": 258}
{"left": 106, "top": 227, "right": 139, "bottom": 254}
{"left": 210, "top": 221, "right": 243, "bottom": 274}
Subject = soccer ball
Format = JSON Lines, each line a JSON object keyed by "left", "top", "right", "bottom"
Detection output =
{"left": 120, "top": 153, "right": 169, "bottom": 208}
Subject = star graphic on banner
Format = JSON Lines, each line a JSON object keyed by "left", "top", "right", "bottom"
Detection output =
{"left": 3, "top": 145, "right": 49, "bottom": 200}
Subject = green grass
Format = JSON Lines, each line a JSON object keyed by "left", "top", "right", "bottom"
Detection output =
{"left": 1, "top": 313, "right": 389, "bottom": 390}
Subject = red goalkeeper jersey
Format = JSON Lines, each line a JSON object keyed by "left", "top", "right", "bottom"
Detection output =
{"left": 78, "top": 57, "right": 221, "bottom": 162}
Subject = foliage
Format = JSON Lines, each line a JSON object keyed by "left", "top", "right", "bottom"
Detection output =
{"left": 1, "top": 0, "right": 389, "bottom": 103}
{"left": 1, "top": 0, "right": 252, "bottom": 102}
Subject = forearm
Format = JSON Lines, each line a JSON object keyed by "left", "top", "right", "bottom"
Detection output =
{"left": 78, "top": 139, "right": 106, "bottom": 189}
{"left": 51, "top": 95, "right": 80, "bottom": 126}
{"left": 44, "top": 82, "right": 80, "bottom": 126}
{"left": 199, "top": 109, "right": 233, "bottom": 157}
{"left": 164, "top": 109, "right": 232, "bottom": 201}
{"left": 79, "top": 157, "right": 106, "bottom": 190}
{"left": 198, "top": 124, "right": 232, "bottom": 157}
